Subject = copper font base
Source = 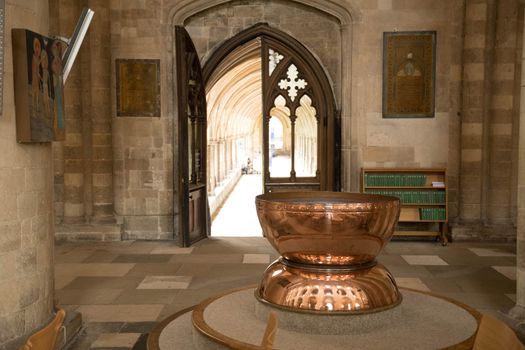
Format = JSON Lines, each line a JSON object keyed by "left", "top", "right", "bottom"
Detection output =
{"left": 256, "top": 258, "right": 402, "bottom": 313}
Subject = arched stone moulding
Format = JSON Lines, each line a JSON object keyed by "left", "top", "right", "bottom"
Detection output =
{"left": 168, "top": 0, "right": 358, "bottom": 26}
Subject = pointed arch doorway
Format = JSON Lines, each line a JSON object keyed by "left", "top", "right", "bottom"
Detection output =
{"left": 204, "top": 24, "right": 339, "bottom": 193}
{"left": 175, "top": 23, "right": 340, "bottom": 244}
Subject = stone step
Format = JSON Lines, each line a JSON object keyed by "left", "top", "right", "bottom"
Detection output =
{"left": 55, "top": 223, "right": 123, "bottom": 241}
{"left": 155, "top": 287, "right": 480, "bottom": 349}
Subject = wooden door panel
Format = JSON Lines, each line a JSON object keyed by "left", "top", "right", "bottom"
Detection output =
{"left": 188, "top": 187, "right": 206, "bottom": 243}
{"left": 175, "top": 26, "right": 208, "bottom": 246}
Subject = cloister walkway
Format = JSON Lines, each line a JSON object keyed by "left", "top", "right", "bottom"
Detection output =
{"left": 211, "top": 174, "right": 263, "bottom": 237}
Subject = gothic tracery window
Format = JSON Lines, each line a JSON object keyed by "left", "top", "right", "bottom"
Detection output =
{"left": 265, "top": 43, "right": 320, "bottom": 182}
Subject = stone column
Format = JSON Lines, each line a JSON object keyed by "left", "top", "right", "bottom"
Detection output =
{"left": 459, "top": 0, "right": 494, "bottom": 224}
{"left": 227, "top": 139, "right": 233, "bottom": 173}
{"left": 486, "top": 0, "right": 520, "bottom": 227}
{"left": 225, "top": 139, "right": 230, "bottom": 173}
{"left": 509, "top": 1, "right": 525, "bottom": 323}
{"left": 208, "top": 143, "right": 214, "bottom": 193}
{"left": 0, "top": 2, "right": 55, "bottom": 349}
{"left": 231, "top": 139, "right": 236, "bottom": 170}
{"left": 454, "top": 0, "right": 521, "bottom": 240}
{"left": 221, "top": 140, "right": 226, "bottom": 177}
{"left": 56, "top": 0, "right": 113, "bottom": 225}
{"left": 59, "top": 0, "right": 86, "bottom": 223}
{"left": 214, "top": 143, "right": 220, "bottom": 187}
{"left": 88, "top": 0, "right": 114, "bottom": 221}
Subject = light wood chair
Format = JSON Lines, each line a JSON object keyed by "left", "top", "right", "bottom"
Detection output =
{"left": 473, "top": 314, "right": 525, "bottom": 350}
{"left": 19, "top": 309, "right": 66, "bottom": 350}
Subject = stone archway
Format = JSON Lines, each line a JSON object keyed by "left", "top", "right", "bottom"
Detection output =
{"left": 202, "top": 23, "right": 338, "bottom": 191}
{"left": 170, "top": 0, "right": 356, "bottom": 192}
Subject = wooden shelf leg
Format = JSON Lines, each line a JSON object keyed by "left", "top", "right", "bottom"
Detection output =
{"left": 439, "top": 222, "right": 449, "bottom": 246}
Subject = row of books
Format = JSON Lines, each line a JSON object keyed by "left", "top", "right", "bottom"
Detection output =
{"left": 419, "top": 208, "right": 447, "bottom": 221}
{"left": 366, "top": 190, "right": 446, "bottom": 204}
{"left": 364, "top": 174, "right": 427, "bottom": 187}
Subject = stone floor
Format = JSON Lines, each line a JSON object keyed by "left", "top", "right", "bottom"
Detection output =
{"left": 55, "top": 238, "right": 517, "bottom": 350}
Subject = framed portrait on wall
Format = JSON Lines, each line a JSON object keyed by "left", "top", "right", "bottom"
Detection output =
{"left": 116, "top": 59, "right": 160, "bottom": 117}
{"left": 383, "top": 31, "right": 436, "bottom": 118}
{"left": 12, "top": 29, "right": 66, "bottom": 142}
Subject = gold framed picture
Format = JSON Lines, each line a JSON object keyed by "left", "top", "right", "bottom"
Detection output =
{"left": 383, "top": 31, "right": 436, "bottom": 118}
{"left": 116, "top": 59, "right": 160, "bottom": 117}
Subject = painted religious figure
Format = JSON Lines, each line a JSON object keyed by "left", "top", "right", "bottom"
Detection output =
{"left": 12, "top": 29, "right": 66, "bottom": 142}
{"left": 26, "top": 31, "right": 54, "bottom": 140}
{"left": 383, "top": 31, "right": 435, "bottom": 118}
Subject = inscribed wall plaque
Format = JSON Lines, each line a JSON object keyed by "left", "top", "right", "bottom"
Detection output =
{"left": 116, "top": 59, "right": 160, "bottom": 117}
{"left": 383, "top": 31, "right": 436, "bottom": 118}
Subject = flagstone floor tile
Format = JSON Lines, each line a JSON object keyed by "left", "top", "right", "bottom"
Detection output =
{"left": 401, "top": 255, "right": 448, "bottom": 266}
{"left": 137, "top": 276, "right": 192, "bottom": 290}
{"left": 242, "top": 253, "right": 270, "bottom": 264}
{"left": 76, "top": 304, "right": 164, "bottom": 322}
{"left": 91, "top": 332, "right": 141, "bottom": 348}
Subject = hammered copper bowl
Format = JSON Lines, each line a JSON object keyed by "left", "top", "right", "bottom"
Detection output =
{"left": 255, "top": 191, "right": 400, "bottom": 265}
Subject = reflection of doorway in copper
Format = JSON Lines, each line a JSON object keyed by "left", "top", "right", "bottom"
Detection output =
{"left": 202, "top": 24, "right": 338, "bottom": 237}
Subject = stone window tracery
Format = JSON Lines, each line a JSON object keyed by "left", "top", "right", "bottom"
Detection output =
{"left": 278, "top": 64, "right": 307, "bottom": 102}
{"left": 269, "top": 48, "right": 284, "bottom": 76}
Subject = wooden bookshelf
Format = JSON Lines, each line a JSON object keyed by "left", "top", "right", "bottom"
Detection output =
{"left": 361, "top": 168, "right": 448, "bottom": 245}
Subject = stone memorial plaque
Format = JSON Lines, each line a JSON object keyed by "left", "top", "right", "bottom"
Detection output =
{"left": 116, "top": 59, "right": 160, "bottom": 117}
{"left": 383, "top": 31, "right": 435, "bottom": 118}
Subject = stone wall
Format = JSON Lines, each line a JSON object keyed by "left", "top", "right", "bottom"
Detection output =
{"left": 352, "top": 0, "right": 461, "bottom": 171}
{"left": 183, "top": 1, "right": 463, "bottom": 204}
{"left": 0, "top": 1, "right": 55, "bottom": 348}
{"left": 51, "top": 0, "right": 525, "bottom": 240}
{"left": 111, "top": 0, "right": 174, "bottom": 240}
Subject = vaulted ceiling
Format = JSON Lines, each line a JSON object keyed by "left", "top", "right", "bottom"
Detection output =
{"left": 206, "top": 38, "right": 262, "bottom": 141}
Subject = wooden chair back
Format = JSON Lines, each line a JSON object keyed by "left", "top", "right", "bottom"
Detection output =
{"left": 473, "top": 314, "right": 525, "bottom": 350}
{"left": 19, "top": 309, "right": 66, "bottom": 350}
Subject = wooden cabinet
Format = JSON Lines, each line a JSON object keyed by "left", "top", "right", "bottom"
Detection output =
{"left": 361, "top": 168, "right": 448, "bottom": 245}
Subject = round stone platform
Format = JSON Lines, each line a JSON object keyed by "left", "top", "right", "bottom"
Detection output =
{"left": 148, "top": 286, "right": 481, "bottom": 350}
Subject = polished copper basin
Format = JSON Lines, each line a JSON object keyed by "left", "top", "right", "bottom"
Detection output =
{"left": 255, "top": 192, "right": 400, "bottom": 265}
{"left": 256, "top": 191, "right": 402, "bottom": 313}
{"left": 256, "top": 258, "right": 402, "bottom": 313}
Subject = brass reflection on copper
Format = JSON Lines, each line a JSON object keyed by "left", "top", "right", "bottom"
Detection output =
{"left": 255, "top": 192, "right": 402, "bottom": 313}
{"left": 256, "top": 192, "right": 400, "bottom": 266}
{"left": 256, "top": 259, "right": 402, "bottom": 314}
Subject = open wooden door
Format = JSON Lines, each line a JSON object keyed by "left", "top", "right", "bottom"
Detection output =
{"left": 175, "top": 26, "right": 208, "bottom": 246}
